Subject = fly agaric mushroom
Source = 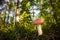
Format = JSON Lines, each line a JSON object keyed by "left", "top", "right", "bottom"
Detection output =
{"left": 34, "top": 18, "right": 44, "bottom": 35}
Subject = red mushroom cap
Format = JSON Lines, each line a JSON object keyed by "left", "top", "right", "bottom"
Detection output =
{"left": 34, "top": 18, "right": 44, "bottom": 25}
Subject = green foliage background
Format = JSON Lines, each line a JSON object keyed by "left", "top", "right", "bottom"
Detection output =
{"left": 0, "top": 0, "right": 60, "bottom": 40}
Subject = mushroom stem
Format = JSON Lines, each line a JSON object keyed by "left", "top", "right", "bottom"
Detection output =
{"left": 37, "top": 25, "right": 43, "bottom": 35}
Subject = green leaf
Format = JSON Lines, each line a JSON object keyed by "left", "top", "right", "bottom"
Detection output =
{"left": 26, "top": 2, "right": 31, "bottom": 8}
